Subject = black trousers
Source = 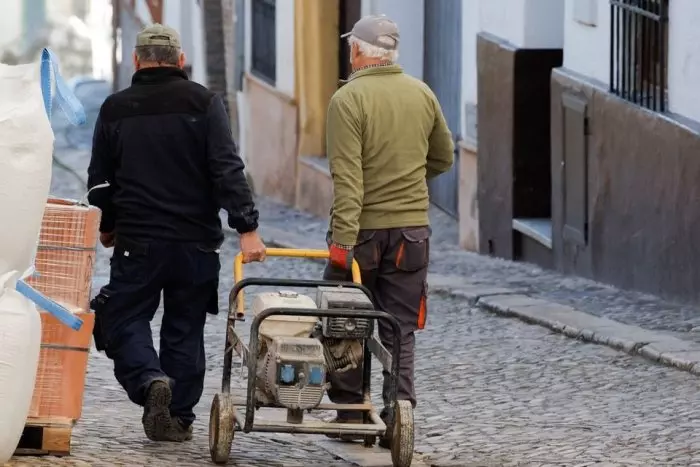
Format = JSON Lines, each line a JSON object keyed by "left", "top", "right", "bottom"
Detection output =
{"left": 92, "top": 236, "right": 221, "bottom": 426}
{"left": 323, "top": 227, "right": 430, "bottom": 419}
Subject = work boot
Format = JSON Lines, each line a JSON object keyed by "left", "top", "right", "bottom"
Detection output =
{"left": 325, "top": 414, "right": 364, "bottom": 442}
{"left": 142, "top": 379, "right": 177, "bottom": 442}
{"left": 170, "top": 416, "right": 194, "bottom": 441}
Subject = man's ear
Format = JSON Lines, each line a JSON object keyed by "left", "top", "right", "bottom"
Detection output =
{"left": 178, "top": 52, "right": 187, "bottom": 70}
{"left": 351, "top": 43, "right": 361, "bottom": 61}
{"left": 133, "top": 51, "right": 140, "bottom": 71}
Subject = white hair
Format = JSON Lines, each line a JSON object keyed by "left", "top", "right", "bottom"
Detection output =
{"left": 348, "top": 35, "right": 399, "bottom": 63}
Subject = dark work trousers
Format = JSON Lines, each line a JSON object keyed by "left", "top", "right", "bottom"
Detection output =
{"left": 92, "top": 236, "right": 221, "bottom": 427}
{"left": 323, "top": 226, "right": 430, "bottom": 420}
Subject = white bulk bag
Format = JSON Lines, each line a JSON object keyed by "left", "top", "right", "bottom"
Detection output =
{"left": 0, "top": 48, "right": 85, "bottom": 280}
{"left": 0, "top": 49, "right": 85, "bottom": 462}
{"left": 0, "top": 272, "right": 41, "bottom": 463}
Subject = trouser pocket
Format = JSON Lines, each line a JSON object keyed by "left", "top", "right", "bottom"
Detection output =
{"left": 394, "top": 226, "right": 431, "bottom": 272}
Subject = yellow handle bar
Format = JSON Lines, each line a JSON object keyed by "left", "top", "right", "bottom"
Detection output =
{"left": 233, "top": 248, "right": 362, "bottom": 317}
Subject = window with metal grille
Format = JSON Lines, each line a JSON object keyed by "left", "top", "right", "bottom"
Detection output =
{"left": 251, "top": 0, "right": 276, "bottom": 85}
{"left": 609, "top": 0, "right": 669, "bottom": 112}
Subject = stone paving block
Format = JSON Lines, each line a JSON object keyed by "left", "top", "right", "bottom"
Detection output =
{"left": 313, "top": 439, "right": 430, "bottom": 467}
{"left": 45, "top": 152, "right": 700, "bottom": 465}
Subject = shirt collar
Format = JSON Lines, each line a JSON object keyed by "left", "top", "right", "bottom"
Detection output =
{"left": 339, "top": 63, "right": 403, "bottom": 87}
{"left": 132, "top": 66, "right": 189, "bottom": 85}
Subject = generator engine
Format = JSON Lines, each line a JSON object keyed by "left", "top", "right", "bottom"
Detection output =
{"left": 315, "top": 287, "right": 374, "bottom": 373}
{"left": 252, "top": 291, "right": 325, "bottom": 410}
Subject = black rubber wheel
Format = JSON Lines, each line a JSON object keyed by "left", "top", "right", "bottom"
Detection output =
{"left": 209, "top": 393, "right": 236, "bottom": 464}
{"left": 391, "top": 400, "right": 414, "bottom": 467}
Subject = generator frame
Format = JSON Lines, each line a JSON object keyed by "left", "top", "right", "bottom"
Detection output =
{"left": 208, "top": 248, "right": 413, "bottom": 467}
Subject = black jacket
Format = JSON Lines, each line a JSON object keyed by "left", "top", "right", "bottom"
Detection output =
{"left": 87, "top": 67, "right": 258, "bottom": 243}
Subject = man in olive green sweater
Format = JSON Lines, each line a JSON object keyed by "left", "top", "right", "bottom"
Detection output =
{"left": 323, "top": 15, "right": 454, "bottom": 446}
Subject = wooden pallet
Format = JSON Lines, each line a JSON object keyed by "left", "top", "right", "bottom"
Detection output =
{"left": 14, "top": 417, "right": 74, "bottom": 457}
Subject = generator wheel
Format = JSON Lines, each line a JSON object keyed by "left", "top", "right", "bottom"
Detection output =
{"left": 390, "top": 400, "right": 414, "bottom": 467}
{"left": 209, "top": 393, "right": 236, "bottom": 464}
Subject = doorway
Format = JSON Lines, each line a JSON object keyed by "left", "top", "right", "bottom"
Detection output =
{"left": 338, "top": 0, "right": 361, "bottom": 81}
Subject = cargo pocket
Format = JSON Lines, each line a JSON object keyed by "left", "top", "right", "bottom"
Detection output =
{"left": 110, "top": 243, "right": 148, "bottom": 283}
{"left": 196, "top": 243, "right": 222, "bottom": 284}
{"left": 417, "top": 280, "right": 428, "bottom": 330}
{"left": 353, "top": 230, "right": 380, "bottom": 271}
{"left": 395, "top": 227, "right": 431, "bottom": 272}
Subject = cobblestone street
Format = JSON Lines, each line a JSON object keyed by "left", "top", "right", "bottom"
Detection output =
{"left": 5, "top": 150, "right": 700, "bottom": 466}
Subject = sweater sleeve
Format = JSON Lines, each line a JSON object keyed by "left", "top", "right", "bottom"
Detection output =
{"left": 205, "top": 95, "right": 259, "bottom": 234}
{"left": 326, "top": 94, "right": 363, "bottom": 246}
{"left": 87, "top": 113, "right": 116, "bottom": 233}
{"left": 426, "top": 94, "right": 455, "bottom": 179}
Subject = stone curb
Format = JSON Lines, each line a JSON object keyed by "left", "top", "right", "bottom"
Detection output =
{"left": 429, "top": 277, "right": 700, "bottom": 377}
{"left": 238, "top": 222, "right": 700, "bottom": 378}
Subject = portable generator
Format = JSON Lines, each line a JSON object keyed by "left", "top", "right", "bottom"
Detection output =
{"left": 209, "top": 248, "right": 414, "bottom": 467}
{"left": 251, "top": 290, "right": 325, "bottom": 410}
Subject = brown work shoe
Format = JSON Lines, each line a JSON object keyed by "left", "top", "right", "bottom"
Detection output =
{"left": 142, "top": 380, "right": 173, "bottom": 441}
{"left": 325, "top": 416, "right": 364, "bottom": 442}
{"left": 170, "top": 417, "right": 194, "bottom": 442}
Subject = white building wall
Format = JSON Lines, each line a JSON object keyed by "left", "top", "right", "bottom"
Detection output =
{"left": 479, "top": 0, "right": 565, "bottom": 49}
{"left": 562, "top": 0, "right": 610, "bottom": 85}
{"left": 667, "top": 0, "right": 700, "bottom": 123}
{"left": 479, "top": 0, "right": 528, "bottom": 48}
{"left": 523, "top": 0, "right": 566, "bottom": 48}
{"left": 361, "top": 0, "right": 425, "bottom": 80}
{"left": 463, "top": 0, "right": 565, "bottom": 142}
{"left": 562, "top": 0, "right": 700, "bottom": 123}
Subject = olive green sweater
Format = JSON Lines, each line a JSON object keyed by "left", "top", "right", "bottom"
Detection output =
{"left": 326, "top": 64, "right": 454, "bottom": 246}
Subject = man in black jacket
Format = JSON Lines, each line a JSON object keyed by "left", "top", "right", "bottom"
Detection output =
{"left": 87, "top": 24, "right": 265, "bottom": 442}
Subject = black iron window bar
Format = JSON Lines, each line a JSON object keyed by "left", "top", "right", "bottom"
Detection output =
{"left": 251, "top": 0, "right": 277, "bottom": 84}
{"left": 609, "top": 0, "right": 668, "bottom": 112}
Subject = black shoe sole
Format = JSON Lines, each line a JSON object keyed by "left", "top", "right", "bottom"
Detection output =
{"left": 143, "top": 381, "right": 173, "bottom": 441}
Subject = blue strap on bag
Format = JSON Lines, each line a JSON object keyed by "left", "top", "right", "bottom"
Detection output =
{"left": 39, "top": 48, "right": 87, "bottom": 124}
{"left": 14, "top": 48, "right": 87, "bottom": 331}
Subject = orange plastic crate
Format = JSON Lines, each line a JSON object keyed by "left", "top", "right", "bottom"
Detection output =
{"left": 24, "top": 197, "right": 101, "bottom": 421}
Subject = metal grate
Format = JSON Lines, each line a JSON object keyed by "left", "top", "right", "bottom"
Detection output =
{"left": 609, "top": 0, "right": 669, "bottom": 112}
{"left": 251, "top": 0, "right": 276, "bottom": 84}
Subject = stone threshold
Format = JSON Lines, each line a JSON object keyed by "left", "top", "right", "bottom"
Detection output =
{"left": 224, "top": 221, "right": 700, "bottom": 378}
